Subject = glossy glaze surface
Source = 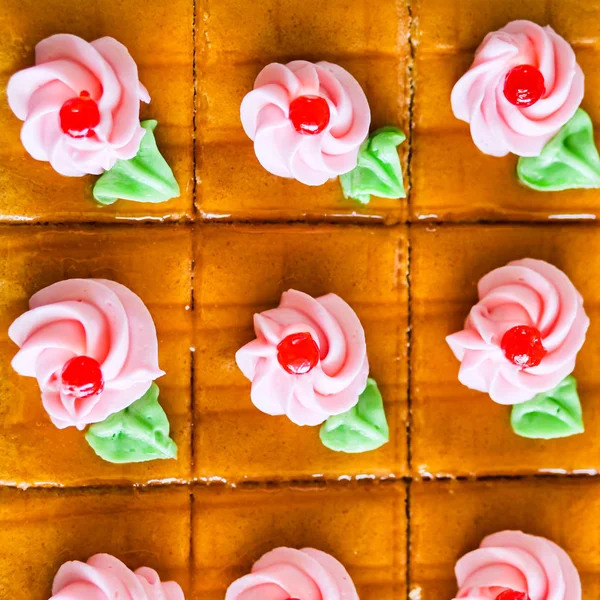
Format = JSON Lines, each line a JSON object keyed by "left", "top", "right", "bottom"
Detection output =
{"left": 194, "top": 224, "right": 409, "bottom": 481}
{"left": 0, "top": 486, "right": 191, "bottom": 598}
{"left": 411, "top": 224, "right": 600, "bottom": 477}
{"left": 0, "top": 0, "right": 194, "bottom": 222}
{"left": 196, "top": 0, "right": 409, "bottom": 223}
{"left": 192, "top": 483, "right": 407, "bottom": 599}
{"left": 412, "top": 0, "right": 600, "bottom": 221}
{"left": 410, "top": 478, "right": 599, "bottom": 599}
{"left": 0, "top": 226, "right": 192, "bottom": 485}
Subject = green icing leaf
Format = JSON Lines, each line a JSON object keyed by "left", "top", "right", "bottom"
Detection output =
{"left": 320, "top": 378, "right": 389, "bottom": 453}
{"left": 340, "top": 126, "right": 406, "bottom": 204}
{"left": 85, "top": 383, "right": 178, "bottom": 463}
{"left": 511, "top": 376, "right": 584, "bottom": 440}
{"left": 93, "top": 120, "right": 180, "bottom": 205}
{"left": 517, "top": 108, "right": 600, "bottom": 191}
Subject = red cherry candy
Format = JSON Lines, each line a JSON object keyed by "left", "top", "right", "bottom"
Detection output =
{"left": 61, "top": 356, "right": 104, "bottom": 398}
{"left": 59, "top": 91, "right": 101, "bottom": 138}
{"left": 503, "top": 64, "right": 546, "bottom": 107}
{"left": 277, "top": 332, "right": 320, "bottom": 375}
{"left": 496, "top": 590, "right": 530, "bottom": 600}
{"left": 289, "top": 95, "right": 330, "bottom": 135}
{"left": 501, "top": 325, "right": 547, "bottom": 368}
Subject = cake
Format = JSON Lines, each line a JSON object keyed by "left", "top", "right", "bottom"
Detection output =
{"left": 1, "top": 0, "right": 599, "bottom": 598}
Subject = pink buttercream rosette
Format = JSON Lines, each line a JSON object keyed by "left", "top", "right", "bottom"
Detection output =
{"left": 9, "top": 279, "right": 164, "bottom": 430}
{"left": 51, "top": 554, "right": 184, "bottom": 600}
{"left": 235, "top": 289, "right": 369, "bottom": 426}
{"left": 225, "top": 547, "right": 359, "bottom": 600}
{"left": 446, "top": 259, "right": 589, "bottom": 405}
{"left": 240, "top": 60, "right": 371, "bottom": 185}
{"left": 7, "top": 34, "right": 150, "bottom": 176}
{"left": 453, "top": 531, "right": 581, "bottom": 600}
{"left": 451, "top": 20, "right": 584, "bottom": 157}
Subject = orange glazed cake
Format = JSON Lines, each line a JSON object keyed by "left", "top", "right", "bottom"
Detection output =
{"left": 1, "top": 0, "right": 600, "bottom": 598}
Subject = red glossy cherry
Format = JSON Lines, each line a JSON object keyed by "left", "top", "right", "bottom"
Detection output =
{"left": 61, "top": 356, "right": 104, "bottom": 398}
{"left": 277, "top": 332, "right": 320, "bottom": 375}
{"left": 59, "top": 91, "right": 101, "bottom": 138}
{"left": 495, "top": 590, "right": 530, "bottom": 600}
{"left": 289, "top": 95, "right": 330, "bottom": 135}
{"left": 503, "top": 64, "right": 546, "bottom": 107}
{"left": 501, "top": 325, "right": 547, "bottom": 368}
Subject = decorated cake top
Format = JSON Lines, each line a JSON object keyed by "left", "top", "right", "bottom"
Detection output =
{"left": 7, "top": 34, "right": 179, "bottom": 204}
{"left": 453, "top": 531, "right": 581, "bottom": 600}
{"left": 9, "top": 278, "right": 177, "bottom": 464}
{"left": 50, "top": 554, "right": 184, "bottom": 600}
{"left": 225, "top": 547, "right": 359, "bottom": 600}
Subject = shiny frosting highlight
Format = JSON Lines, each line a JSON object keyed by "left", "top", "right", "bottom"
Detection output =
{"left": 236, "top": 289, "right": 369, "bottom": 426}
{"left": 453, "top": 531, "right": 581, "bottom": 600}
{"left": 451, "top": 20, "right": 584, "bottom": 157}
{"left": 446, "top": 259, "right": 589, "bottom": 405}
{"left": 7, "top": 34, "right": 149, "bottom": 176}
{"left": 9, "top": 279, "right": 164, "bottom": 430}
{"left": 240, "top": 60, "right": 371, "bottom": 185}
{"left": 50, "top": 554, "right": 184, "bottom": 600}
{"left": 225, "top": 547, "right": 359, "bottom": 600}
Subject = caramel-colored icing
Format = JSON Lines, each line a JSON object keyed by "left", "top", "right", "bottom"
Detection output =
{"left": 0, "top": 486, "right": 191, "bottom": 598}
{"left": 0, "top": 226, "right": 192, "bottom": 486}
{"left": 411, "top": 224, "right": 600, "bottom": 477}
{"left": 194, "top": 224, "right": 409, "bottom": 481}
{"left": 410, "top": 478, "right": 597, "bottom": 599}
{"left": 412, "top": 0, "right": 600, "bottom": 221}
{"left": 0, "top": 0, "right": 193, "bottom": 222}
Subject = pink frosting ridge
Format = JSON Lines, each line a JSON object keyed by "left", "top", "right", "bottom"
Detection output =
{"left": 446, "top": 259, "right": 589, "bottom": 405}
{"left": 453, "top": 531, "right": 581, "bottom": 600}
{"left": 225, "top": 547, "right": 359, "bottom": 600}
{"left": 236, "top": 290, "right": 369, "bottom": 426}
{"left": 7, "top": 34, "right": 150, "bottom": 176}
{"left": 240, "top": 60, "right": 371, "bottom": 185}
{"left": 50, "top": 554, "right": 184, "bottom": 600}
{"left": 451, "top": 20, "right": 584, "bottom": 157}
{"left": 9, "top": 279, "right": 164, "bottom": 430}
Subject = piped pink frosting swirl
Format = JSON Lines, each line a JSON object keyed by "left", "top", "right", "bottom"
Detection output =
{"left": 225, "top": 547, "right": 359, "bottom": 600}
{"left": 453, "top": 531, "right": 581, "bottom": 600}
{"left": 451, "top": 20, "right": 584, "bottom": 157}
{"left": 235, "top": 289, "right": 369, "bottom": 426}
{"left": 7, "top": 34, "right": 150, "bottom": 176}
{"left": 446, "top": 259, "right": 589, "bottom": 405}
{"left": 50, "top": 554, "right": 184, "bottom": 600}
{"left": 9, "top": 279, "right": 164, "bottom": 430}
{"left": 240, "top": 60, "right": 371, "bottom": 185}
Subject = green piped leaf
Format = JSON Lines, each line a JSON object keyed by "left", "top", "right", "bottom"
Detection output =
{"left": 93, "top": 120, "right": 180, "bottom": 205}
{"left": 517, "top": 108, "right": 600, "bottom": 191}
{"left": 320, "top": 378, "right": 389, "bottom": 453}
{"left": 85, "top": 383, "right": 178, "bottom": 463}
{"left": 340, "top": 126, "right": 406, "bottom": 204}
{"left": 511, "top": 376, "right": 584, "bottom": 440}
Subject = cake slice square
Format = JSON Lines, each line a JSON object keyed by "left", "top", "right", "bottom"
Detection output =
{"left": 194, "top": 224, "right": 409, "bottom": 482}
{"left": 411, "top": 0, "right": 600, "bottom": 222}
{"left": 0, "top": 486, "right": 191, "bottom": 598}
{"left": 411, "top": 224, "right": 600, "bottom": 477}
{"left": 410, "top": 478, "right": 599, "bottom": 599}
{"left": 192, "top": 482, "right": 407, "bottom": 599}
{"left": 0, "top": 0, "right": 194, "bottom": 222}
{"left": 196, "top": 0, "right": 409, "bottom": 223}
{"left": 0, "top": 225, "right": 193, "bottom": 485}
